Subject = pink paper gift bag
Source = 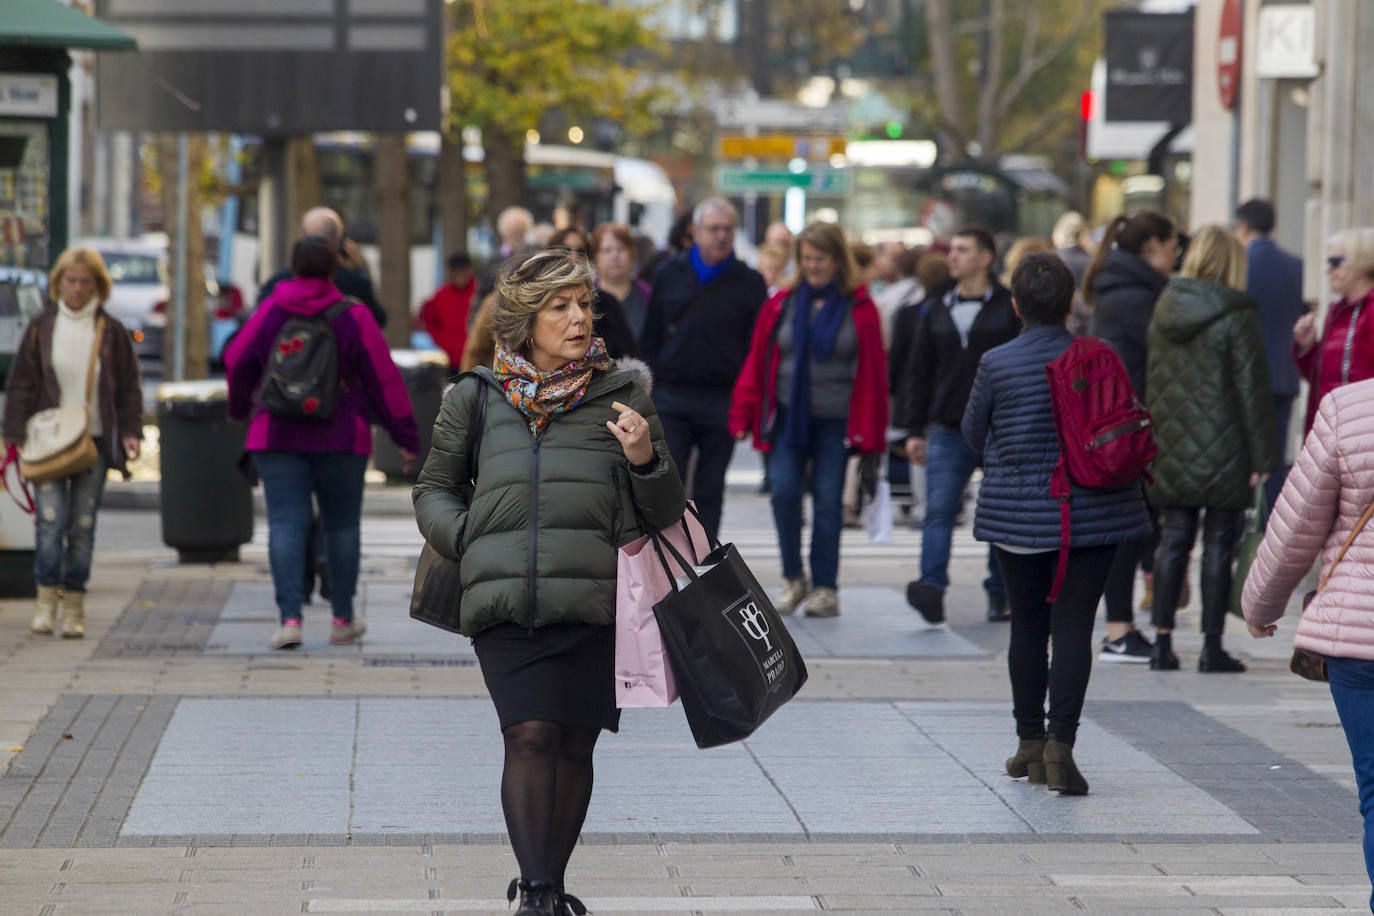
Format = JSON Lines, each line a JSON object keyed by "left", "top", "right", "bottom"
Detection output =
{"left": 615, "top": 502, "right": 713, "bottom": 708}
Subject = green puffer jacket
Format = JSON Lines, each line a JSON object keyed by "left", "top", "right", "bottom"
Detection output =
{"left": 1145, "top": 277, "right": 1276, "bottom": 509}
{"left": 412, "top": 363, "right": 686, "bottom": 637}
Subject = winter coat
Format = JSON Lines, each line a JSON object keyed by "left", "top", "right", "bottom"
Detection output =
{"left": 1245, "top": 236, "right": 1305, "bottom": 398}
{"left": 1088, "top": 248, "right": 1167, "bottom": 400}
{"left": 412, "top": 363, "right": 687, "bottom": 637}
{"left": 418, "top": 278, "right": 477, "bottom": 370}
{"left": 1242, "top": 378, "right": 1374, "bottom": 661}
{"left": 639, "top": 251, "right": 767, "bottom": 394}
{"left": 225, "top": 276, "right": 420, "bottom": 455}
{"left": 1146, "top": 278, "right": 1276, "bottom": 509}
{"left": 961, "top": 324, "right": 1153, "bottom": 549}
{"left": 259, "top": 264, "right": 387, "bottom": 329}
{"left": 895, "top": 279, "right": 1019, "bottom": 434}
{"left": 728, "top": 286, "right": 889, "bottom": 454}
{"left": 3, "top": 305, "right": 143, "bottom": 478}
{"left": 1294, "top": 287, "right": 1374, "bottom": 434}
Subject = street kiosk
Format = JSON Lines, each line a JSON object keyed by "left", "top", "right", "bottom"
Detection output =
{"left": 0, "top": 0, "right": 134, "bottom": 595}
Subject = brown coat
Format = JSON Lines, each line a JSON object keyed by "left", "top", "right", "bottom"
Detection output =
{"left": 3, "top": 306, "right": 144, "bottom": 477}
{"left": 459, "top": 291, "right": 498, "bottom": 372}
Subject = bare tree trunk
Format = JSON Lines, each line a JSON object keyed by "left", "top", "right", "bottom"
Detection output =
{"left": 744, "top": 0, "right": 772, "bottom": 96}
{"left": 373, "top": 134, "right": 412, "bottom": 348}
{"left": 286, "top": 135, "right": 322, "bottom": 236}
{"left": 924, "top": 0, "right": 967, "bottom": 156}
{"left": 482, "top": 128, "right": 525, "bottom": 233}
{"left": 437, "top": 129, "right": 470, "bottom": 259}
{"left": 156, "top": 134, "right": 208, "bottom": 381}
{"left": 975, "top": 0, "right": 1005, "bottom": 160}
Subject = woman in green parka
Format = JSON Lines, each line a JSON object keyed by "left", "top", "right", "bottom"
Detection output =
{"left": 1145, "top": 225, "right": 1275, "bottom": 673}
{"left": 413, "top": 249, "right": 686, "bottom": 916}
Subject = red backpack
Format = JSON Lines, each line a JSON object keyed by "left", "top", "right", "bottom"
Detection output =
{"left": 1044, "top": 337, "right": 1157, "bottom": 600}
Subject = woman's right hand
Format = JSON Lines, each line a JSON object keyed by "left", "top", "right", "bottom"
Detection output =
{"left": 1293, "top": 313, "right": 1317, "bottom": 352}
{"left": 1247, "top": 621, "right": 1277, "bottom": 639}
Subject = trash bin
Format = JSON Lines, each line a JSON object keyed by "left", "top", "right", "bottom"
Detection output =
{"left": 374, "top": 349, "right": 450, "bottom": 483}
{"left": 157, "top": 380, "right": 253, "bottom": 563}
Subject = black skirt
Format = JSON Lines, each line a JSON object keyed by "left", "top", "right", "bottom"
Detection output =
{"left": 472, "top": 621, "right": 621, "bottom": 733}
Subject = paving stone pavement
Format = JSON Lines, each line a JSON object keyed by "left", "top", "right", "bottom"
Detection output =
{"left": 0, "top": 486, "right": 1368, "bottom": 913}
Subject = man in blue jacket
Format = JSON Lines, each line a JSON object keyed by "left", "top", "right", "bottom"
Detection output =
{"left": 639, "top": 198, "right": 767, "bottom": 539}
{"left": 1235, "top": 199, "right": 1305, "bottom": 507}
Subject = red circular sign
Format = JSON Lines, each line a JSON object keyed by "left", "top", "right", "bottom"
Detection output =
{"left": 1218, "top": 0, "right": 1242, "bottom": 110}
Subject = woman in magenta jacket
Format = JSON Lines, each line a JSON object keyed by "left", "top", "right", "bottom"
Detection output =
{"left": 1243, "top": 375, "right": 1374, "bottom": 907}
{"left": 226, "top": 236, "right": 420, "bottom": 650}
{"left": 729, "top": 221, "right": 888, "bottom": 618}
{"left": 1293, "top": 227, "right": 1374, "bottom": 433}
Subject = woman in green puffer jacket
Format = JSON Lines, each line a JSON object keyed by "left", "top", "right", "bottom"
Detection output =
{"left": 413, "top": 249, "right": 686, "bottom": 916}
{"left": 1145, "top": 225, "right": 1275, "bottom": 674}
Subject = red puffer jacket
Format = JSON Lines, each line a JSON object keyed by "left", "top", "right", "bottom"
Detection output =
{"left": 1294, "top": 287, "right": 1374, "bottom": 433}
{"left": 728, "top": 285, "right": 888, "bottom": 454}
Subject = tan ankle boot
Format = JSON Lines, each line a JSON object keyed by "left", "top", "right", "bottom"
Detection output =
{"left": 1005, "top": 737, "right": 1046, "bottom": 783}
{"left": 61, "top": 590, "right": 85, "bottom": 639}
{"left": 31, "top": 585, "right": 58, "bottom": 635}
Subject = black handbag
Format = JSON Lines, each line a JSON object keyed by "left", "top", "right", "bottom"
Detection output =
{"left": 410, "top": 372, "right": 489, "bottom": 633}
{"left": 648, "top": 517, "right": 808, "bottom": 748}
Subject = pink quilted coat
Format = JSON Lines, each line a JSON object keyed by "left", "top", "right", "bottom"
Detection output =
{"left": 1242, "top": 377, "right": 1374, "bottom": 660}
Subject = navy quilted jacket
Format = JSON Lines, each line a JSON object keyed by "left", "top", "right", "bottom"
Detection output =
{"left": 961, "top": 324, "right": 1154, "bottom": 549}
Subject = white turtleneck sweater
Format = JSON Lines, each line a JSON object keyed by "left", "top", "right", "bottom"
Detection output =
{"left": 52, "top": 301, "right": 103, "bottom": 436}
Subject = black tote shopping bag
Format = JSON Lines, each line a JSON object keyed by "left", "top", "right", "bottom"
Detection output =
{"left": 649, "top": 530, "right": 807, "bottom": 748}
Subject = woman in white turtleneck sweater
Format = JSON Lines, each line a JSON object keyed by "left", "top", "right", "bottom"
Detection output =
{"left": 2, "top": 248, "right": 143, "bottom": 638}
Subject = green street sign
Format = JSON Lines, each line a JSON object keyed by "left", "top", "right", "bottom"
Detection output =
{"left": 715, "top": 167, "right": 850, "bottom": 193}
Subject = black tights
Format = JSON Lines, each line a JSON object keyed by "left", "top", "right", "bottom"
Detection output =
{"left": 500, "top": 719, "right": 600, "bottom": 889}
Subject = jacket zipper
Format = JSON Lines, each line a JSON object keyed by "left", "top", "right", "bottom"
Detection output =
{"left": 527, "top": 433, "right": 542, "bottom": 633}
{"left": 610, "top": 465, "right": 623, "bottom": 542}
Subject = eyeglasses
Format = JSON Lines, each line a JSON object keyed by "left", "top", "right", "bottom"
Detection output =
{"left": 1328, "top": 255, "right": 1347, "bottom": 269}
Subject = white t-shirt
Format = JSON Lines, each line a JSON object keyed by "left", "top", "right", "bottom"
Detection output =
{"left": 949, "top": 297, "right": 984, "bottom": 346}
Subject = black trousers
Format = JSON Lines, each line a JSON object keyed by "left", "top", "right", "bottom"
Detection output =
{"left": 1151, "top": 506, "right": 1244, "bottom": 635}
{"left": 654, "top": 385, "right": 734, "bottom": 541}
{"left": 1101, "top": 502, "right": 1159, "bottom": 624}
{"left": 997, "top": 545, "right": 1116, "bottom": 747}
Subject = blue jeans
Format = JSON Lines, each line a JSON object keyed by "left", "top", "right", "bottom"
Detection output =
{"left": 768, "top": 409, "right": 848, "bottom": 589}
{"left": 653, "top": 385, "right": 734, "bottom": 541}
{"left": 1326, "top": 655, "right": 1374, "bottom": 909}
{"left": 254, "top": 451, "right": 368, "bottom": 624}
{"left": 33, "top": 442, "right": 108, "bottom": 592}
{"left": 919, "top": 424, "right": 1004, "bottom": 601}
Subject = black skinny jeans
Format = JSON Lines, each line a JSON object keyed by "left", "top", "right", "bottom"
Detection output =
{"left": 997, "top": 545, "right": 1117, "bottom": 747}
{"left": 1101, "top": 504, "right": 1159, "bottom": 624}
{"left": 1150, "top": 507, "right": 1244, "bottom": 635}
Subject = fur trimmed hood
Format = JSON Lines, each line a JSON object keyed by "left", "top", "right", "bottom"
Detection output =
{"left": 614, "top": 356, "right": 653, "bottom": 394}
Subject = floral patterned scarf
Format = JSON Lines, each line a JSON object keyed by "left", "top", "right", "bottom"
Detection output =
{"left": 493, "top": 337, "right": 613, "bottom": 435}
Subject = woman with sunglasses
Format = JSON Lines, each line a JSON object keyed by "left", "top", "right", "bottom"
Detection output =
{"left": 1294, "top": 228, "right": 1374, "bottom": 434}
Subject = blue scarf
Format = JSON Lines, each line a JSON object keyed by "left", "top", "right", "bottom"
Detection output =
{"left": 783, "top": 281, "right": 847, "bottom": 448}
{"left": 689, "top": 244, "right": 735, "bottom": 286}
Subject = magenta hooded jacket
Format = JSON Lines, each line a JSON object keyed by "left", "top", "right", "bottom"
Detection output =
{"left": 225, "top": 276, "right": 420, "bottom": 456}
{"left": 1242, "top": 377, "right": 1374, "bottom": 660}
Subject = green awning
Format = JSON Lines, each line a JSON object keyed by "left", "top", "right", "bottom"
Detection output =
{"left": 1, "top": 0, "right": 137, "bottom": 51}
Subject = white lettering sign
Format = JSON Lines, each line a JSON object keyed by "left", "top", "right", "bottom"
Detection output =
{"left": 1257, "top": 6, "right": 1318, "bottom": 79}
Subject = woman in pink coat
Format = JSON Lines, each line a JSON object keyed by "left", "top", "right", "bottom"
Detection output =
{"left": 1242, "top": 376, "right": 1374, "bottom": 906}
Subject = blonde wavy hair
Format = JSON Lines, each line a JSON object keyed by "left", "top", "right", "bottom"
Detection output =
{"left": 49, "top": 246, "right": 113, "bottom": 303}
{"left": 1180, "top": 225, "right": 1247, "bottom": 291}
{"left": 490, "top": 248, "right": 598, "bottom": 354}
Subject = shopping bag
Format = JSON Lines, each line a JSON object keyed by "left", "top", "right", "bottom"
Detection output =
{"left": 649, "top": 531, "right": 808, "bottom": 748}
{"left": 862, "top": 478, "right": 894, "bottom": 544}
{"left": 615, "top": 502, "right": 713, "bottom": 708}
{"left": 1229, "top": 483, "right": 1268, "bottom": 617}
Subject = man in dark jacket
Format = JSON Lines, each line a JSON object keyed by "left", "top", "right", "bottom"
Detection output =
{"left": 1236, "top": 198, "right": 1306, "bottom": 507}
{"left": 257, "top": 207, "right": 387, "bottom": 328}
{"left": 899, "top": 226, "right": 1020, "bottom": 624}
{"left": 639, "top": 198, "right": 766, "bottom": 539}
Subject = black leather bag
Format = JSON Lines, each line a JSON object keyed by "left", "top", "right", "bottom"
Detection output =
{"left": 648, "top": 520, "right": 807, "bottom": 748}
{"left": 410, "top": 372, "right": 488, "bottom": 633}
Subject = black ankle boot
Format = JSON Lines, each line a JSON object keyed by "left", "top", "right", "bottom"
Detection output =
{"left": 1043, "top": 735, "right": 1089, "bottom": 796}
{"left": 507, "top": 878, "right": 559, "bottom": 915}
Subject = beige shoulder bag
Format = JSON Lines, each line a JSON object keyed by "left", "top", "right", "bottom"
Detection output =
{"left": 19, "top": 317, "right": 105, "bottom": 484}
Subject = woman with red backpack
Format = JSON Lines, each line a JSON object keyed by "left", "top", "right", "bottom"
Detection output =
{"left": 962, "top": 254, "right": 1152, "bottom": 796}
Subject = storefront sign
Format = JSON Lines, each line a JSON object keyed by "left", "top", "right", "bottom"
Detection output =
{"left": 1104, "top": 12, "right": 1194, "bottom": 123}
{"left": 1257, "top": 5, "right": 1318, "bottom": 78}
{"left": 0, "top": 75, "right": 58, "bottom": 119}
